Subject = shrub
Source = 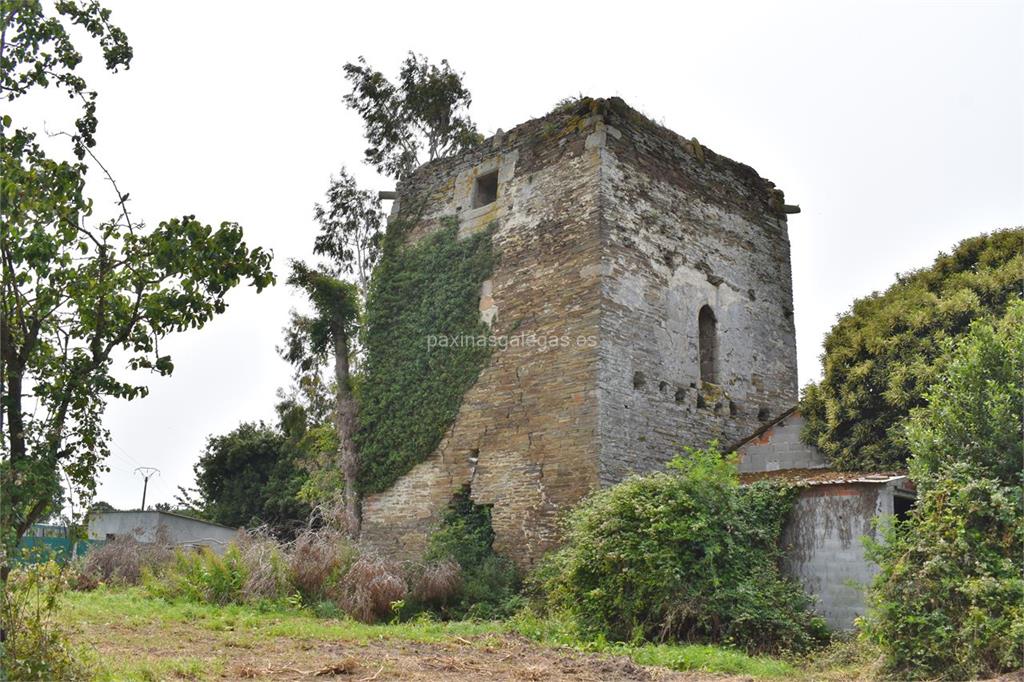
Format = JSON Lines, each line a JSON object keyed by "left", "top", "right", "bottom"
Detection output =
{"left": 288, "top": 527, "right": 357, "bottom": 603}
{"left": 145, "top": 531, "right": 293, "bottom": 606}
{"left": 863, "top": 468, "right": 1024, "bottom": 679}
{"left": 1, "top": 562, "right": 84, "bottom": 680}
{"left": 335, "top": 556, "right": 407, "bottom": 623}
{"left": 539, "top": 445, "right": 828, "bottom": 654}
{"left": 423, "top": 486, "right": 522, "bottom": 619}
{"left": 76, "top": 529, "right": 173, "bottom": 586}
{"left": 145, "top": 545, "right": 246, "bottom": 605}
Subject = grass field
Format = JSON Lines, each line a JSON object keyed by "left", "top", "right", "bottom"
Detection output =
{"left": 59, "top": 587, "right": 828, "bottom": 680}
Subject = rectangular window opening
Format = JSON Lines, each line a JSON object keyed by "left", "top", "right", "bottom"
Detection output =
{"left": 472, "top": 170, "right": 499, "bottom": 208}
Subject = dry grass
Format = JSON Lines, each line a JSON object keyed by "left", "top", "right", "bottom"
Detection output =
{"left": 76, "top": 527, "right": 174, "bottom": 586}
{"left": 337, "top": 556, "right": 408, "bottom": 624}
{"left": 235, "top": 529, "right": 292, "bottom": 601}
{"left": 289, "top": 527, "right": 357, "bottom": 602}
{"left": 411, "top": 560, "right": 462, "bottom": 609}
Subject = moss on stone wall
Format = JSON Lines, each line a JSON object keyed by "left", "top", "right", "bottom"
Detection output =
{"left": 356, "top": 220, "right": 496, "bottom": 494}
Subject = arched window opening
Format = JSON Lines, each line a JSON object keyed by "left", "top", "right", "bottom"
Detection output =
{"left": 698, "top": 305, "right": 718, "bottom": 385}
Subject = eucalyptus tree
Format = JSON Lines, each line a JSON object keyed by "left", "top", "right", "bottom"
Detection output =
{"left": 343, "top": 52, "right": 483, "bottom": 180}
{"left": 312, "top": 166, "right": 384, "bottom": 298}
{"left": 280, "top": 261, "right": 361, "bottom": 534}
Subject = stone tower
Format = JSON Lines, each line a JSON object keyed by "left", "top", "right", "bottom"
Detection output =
{"left": 360, "top": 98, "right": 799, "bottom": 567}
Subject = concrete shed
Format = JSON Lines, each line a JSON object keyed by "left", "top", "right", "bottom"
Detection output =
{"left": 733, "top": 409, "right": 916, "bottom": 630}
{"left": 87, "top": 511, "right": 239, "bottom": 554}
{"left": 740, "top": 469, "right": 915, "bottom": 630}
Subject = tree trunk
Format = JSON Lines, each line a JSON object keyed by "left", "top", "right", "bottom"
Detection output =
{"left": 333, "top": 330, "right": 360, "bottom": 537}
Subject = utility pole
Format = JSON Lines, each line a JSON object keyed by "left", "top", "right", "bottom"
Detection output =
{"left": 134, "top": 467, "right": 160, "bottom": 510}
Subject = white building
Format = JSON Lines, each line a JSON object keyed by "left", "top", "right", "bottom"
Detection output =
{"left": 87, "top": 510, "right": 239, "bottom": 553}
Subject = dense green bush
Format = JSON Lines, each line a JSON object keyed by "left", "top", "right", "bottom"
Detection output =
{"left": 801, "top": 228, "right": 1022, "bottom": 470}
{"left": 539, "top": 445, "right": 827, "bottom": 654}
{"left": 864, "top": 468, "right": 1023, "bottom": 679}
{"left": 422, "top": 487, "right": 522, "bottom": 619}
{"left": 906, "top": 300, "right": 1024, "bottom": 488}
{"left": 356, "top": 222, "right": 496, "bottom": 493}
{"left": 863, "top": 307, "right": 1024, "bottom": 679}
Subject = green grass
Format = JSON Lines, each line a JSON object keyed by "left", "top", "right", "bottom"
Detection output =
{"left": 65, "top": 586, "right": 502, "bottom": 643}
{"left": 509, "top": 609, "right": 798, "bottom": 678}
{"left": 63, "top": 587, "right": 799, "bottom": 679}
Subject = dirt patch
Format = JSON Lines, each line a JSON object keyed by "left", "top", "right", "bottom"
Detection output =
{"left": 77, "top": 618, "right": 725, "bottom": 681}
{"left": 228, "top": 635, "right": 713, "bottom": 681}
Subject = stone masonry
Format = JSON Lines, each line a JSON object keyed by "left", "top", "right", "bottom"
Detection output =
{"left": 359, "top": 98, "right": 799, "bottom": 568}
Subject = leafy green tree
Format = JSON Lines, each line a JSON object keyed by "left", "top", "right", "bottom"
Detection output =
{"left": 0, "top": 1, "right": 274, "bottom": 559}
{"left": 281, "top": 261, "right": 360, "bottom": 534}
{"left": 863, "top": 308, "right": 1024, "bottom": 679}
{"left": 905, "top": 300, "right": 1023, "bottom": 487}
{"left": 801, "top": 228, "right": 1023, "bottom": 470}
{"left": 343, "top": 52, "right": 482, "bottom": 180}
{"left": 191, "top": 421, "right": 309, "bottom": 534}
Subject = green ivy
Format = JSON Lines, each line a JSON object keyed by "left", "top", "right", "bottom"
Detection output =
{"left": 356, "top": 220, "right": 496, "bottom": 493}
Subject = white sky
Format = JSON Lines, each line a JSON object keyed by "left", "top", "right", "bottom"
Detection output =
{"left": 16, "top": 0, "right": 1022, "bottom": 511}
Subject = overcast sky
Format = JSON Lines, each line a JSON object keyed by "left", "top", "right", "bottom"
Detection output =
{"left": 19, "top": 0, "right": 1022, "bottom": 511}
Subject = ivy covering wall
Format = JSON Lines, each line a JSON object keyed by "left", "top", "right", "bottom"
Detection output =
{"left": 356, "top": 221, "right": 496, "bottom": 493}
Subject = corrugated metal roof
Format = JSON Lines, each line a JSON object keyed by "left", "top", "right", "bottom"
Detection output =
{"left": 739, "top": 468, "right": 909, "bottom": 486}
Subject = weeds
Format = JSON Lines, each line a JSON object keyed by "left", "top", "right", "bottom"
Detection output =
{"left": 1, "top": 561, "right": 85, "bottom": 680}
{"left": 336, "top": 556, "right": 407, "bottom": 623}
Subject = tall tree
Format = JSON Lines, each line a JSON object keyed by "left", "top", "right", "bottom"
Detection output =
{"left": 312, "top": 166, "right": 383, "bottom": 299}
{"left": 190, "top": 421, "right": 310, "bottom": 534}
{"left": 280, "top": 261, "right": 360, "bottom": 534}
{"left": 0, "top": 2, "right": 275, "bottom": 558}
{"left": 343, "top": 52, "right": 482, "bottom": 180}
{"left": 800, "top": 228, "right": 1023, "bottom": 471}
{"left": 863, "top": 306, "right": 1024, "bottom": 679}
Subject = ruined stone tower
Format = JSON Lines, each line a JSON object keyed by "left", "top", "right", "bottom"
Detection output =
{"left": 360, "top": 97, "right": 799, "bottom": 567}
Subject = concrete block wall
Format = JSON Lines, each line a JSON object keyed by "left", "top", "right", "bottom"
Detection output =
{"left": 87, "top": 511, "right": 238, "bottom": 553}
{"left": 780, "top": 484, "right": 892, "bottom": 630}
{"left": 736, "top": 411, "right": 829, "bottom": 473}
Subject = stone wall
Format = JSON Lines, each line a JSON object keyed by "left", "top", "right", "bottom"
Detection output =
{"left": 595, "top": 101, "right": 799, "bottom": 484}
{"left": 359, "top": 105, "right": 607, "bottom": 568}
{"left": 359, "top": 98, "right": 800, "bottom": 567}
